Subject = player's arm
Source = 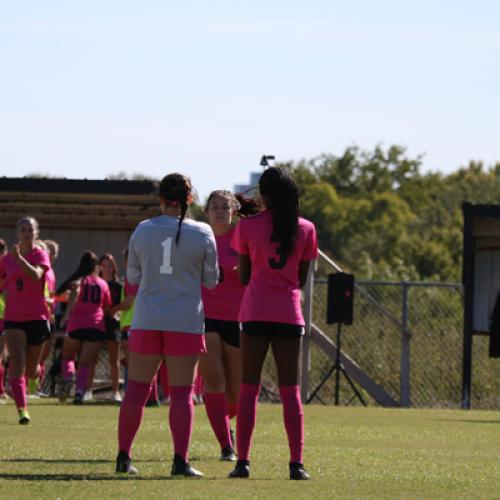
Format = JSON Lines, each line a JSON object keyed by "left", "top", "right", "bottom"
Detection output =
{"left": 126, "top": 237, "right": 141, "bottom": 285}
{"left": 59, "top": 283, "right": 79, "bottom": 329}
{"left": 12, "top": 245, "right": 45, "bottom": 281}
{"left": 298, "top": 261, "right": 312, "bottom": 288}
{"left": 238, "top": 254, "right": 251, "bottom": 286}
{"left": 202, "top": 231, "right": 219, "bottom": 289}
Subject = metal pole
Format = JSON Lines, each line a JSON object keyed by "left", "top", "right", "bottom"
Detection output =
{"left": 400, "top": 282, "right": 411, "bottom": 407}
{"left": 300, "top": 262, "right": 315, "bottom": 402}
{"left": 334, "top": 323, "right": 341, "bottom": 406}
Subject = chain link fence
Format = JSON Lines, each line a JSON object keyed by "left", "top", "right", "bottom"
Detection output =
{"left": 268, "top": 251, "right": 500, "bottom": 409}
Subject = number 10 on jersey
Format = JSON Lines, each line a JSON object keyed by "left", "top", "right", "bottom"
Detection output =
{"left": 160, "top": 237, "right": 174, "bottom": 274}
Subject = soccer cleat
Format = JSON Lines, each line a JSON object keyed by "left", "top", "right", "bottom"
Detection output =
{"left": 27, "top": 378, "right": 39, "bottom": 395}
{"left": 289, "top": 462, "right": 310, "bottom": 480}
{"left": 115, "top": 451, "right": 138, "bottom": 475}
{"left": 220, "top": 445, "right": 237, "bottom": 462}
{"left": 171, "top": 454, "right": 204, "bottom": 477}
{"left": 73, "top": 392, "right": 84, "bottom": 405}
{"left": 58, "top": 378, "right": 74, "bottom": 403}
{"left": 228, "top": 460, "right": 250, "bottom": 478}
{"left": 112, "top": 391, "right": 123, "bottom": 403}
{"left": 18, "top": 408, "right": 31, "bottom": 425}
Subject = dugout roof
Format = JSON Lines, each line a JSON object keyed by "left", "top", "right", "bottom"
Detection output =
{"left": 0, "top": 177, "right": 159, "bottom": 229}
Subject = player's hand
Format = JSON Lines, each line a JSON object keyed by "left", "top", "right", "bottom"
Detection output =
{"left": 11, "top": 244, "right": 21, "bottom": 261}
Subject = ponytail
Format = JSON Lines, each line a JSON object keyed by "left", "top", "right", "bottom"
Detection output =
{"left": 56, "top": 251, "right": 98, "bottom": 295}
{"left": 259, "top": 167, "right": 299, "bottom": 258}
{"left": 157, "top": 173, "right": 193, "bottom": 245}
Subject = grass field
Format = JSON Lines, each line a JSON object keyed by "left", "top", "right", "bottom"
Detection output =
{"left": 0, "top": 400, "right": 499, "bottom": 499}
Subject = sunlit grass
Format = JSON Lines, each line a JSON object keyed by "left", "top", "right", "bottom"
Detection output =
{"left": 0, "top": 400, "right": 499, "bottom": 498}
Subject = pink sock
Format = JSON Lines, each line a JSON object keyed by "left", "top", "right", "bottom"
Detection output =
{"left": 204, "top": 392, "right": 231, "bottom": 449}
{"left": 62, "top": 359, "right": 75, "bottom": 380}
{"left": 228, "top": 401, "right": 237, "bottom": 420}
{"left": 236, "top": 383, "right": 261, "bottom": 461}
{"left": 10, "top": 376, "right": 27, "bottom": 410}
{"left": 169, "top": 385, "right": 195, "bottom": 462}
{"left": 118, "top": 379, "right": 152, "bottom": 455}
{"left": 279, "top": 385, "right": 304, "bottom": 464}
{"left": 0, "top": 364, "right": 5, "bottom": 395}
{"left": 76, "top": 365, "right": 90, "bottom": 394}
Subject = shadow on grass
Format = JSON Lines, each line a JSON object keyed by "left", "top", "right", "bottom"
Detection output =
{"left": 434, "top": 419, "right": 500, "bottom": 424}
{"left": 0, "top": 473, "right": 173, "bottom": 481}
{"left": 0, "top": 459, "right": 157, "bottom": 464}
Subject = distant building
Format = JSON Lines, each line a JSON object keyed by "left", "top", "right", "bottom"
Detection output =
{"left": 0, "top": 177, "right": 158, "bottom": 281}
{"left": 233, "top": 172, "right": 260, "bottom": 194}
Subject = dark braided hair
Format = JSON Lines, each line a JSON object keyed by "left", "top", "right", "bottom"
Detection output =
{"left": 259, "top": 167, "right": 300, "bottom": 258}
{"left": 158, "top": 173, "right": 192, "bottom": 244}
{"left": 56, "top": 251, "right": 99, "bottom": 295}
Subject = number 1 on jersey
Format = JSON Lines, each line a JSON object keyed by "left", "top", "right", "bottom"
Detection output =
{"left": 160, "top": 237, "right": 174, "bottom": 274}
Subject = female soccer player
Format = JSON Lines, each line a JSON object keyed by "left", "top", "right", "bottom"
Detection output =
{"left": 199, "top": 190, "right": 258, "bottom": 461}
{"left": 0, "top": 217, "right": 51, "bottom": 424}
{"left": 116, "top": 173, "right": 219, "bottom": 477}
{"left": 37, "top": 239, "right": 60, "bottom": 392}
{"left": 98, "top": 253, "right": 123, "bottom": 401}
{"left": 229, "top": 167, "right": 318, "bottom": 480}
{"left": 0, "top": 238, "right": 8, "bottom": 402}
{"left": 58, "top": 251, "right": 112, "bottom": 404}
{"left": 109, "top": 247, "right": 138, "bottom": 388}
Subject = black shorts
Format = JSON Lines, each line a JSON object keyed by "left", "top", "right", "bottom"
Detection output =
{"left": 121, "top": 329, "right": 130, "bottom": 341}
{"left": 68, "top": 329, "right": 105, "bottom": 342}
{"left": 205, "top": 318, "right": 240, "bottom": 348}
{"left": 241, "top": 321, "right": 305, "bottom": 338}
{"left": 104, "top": 317, "right": 121, "bottom": 342}
{"left": 3, "top": 320, "right": 51, "bottom": 346}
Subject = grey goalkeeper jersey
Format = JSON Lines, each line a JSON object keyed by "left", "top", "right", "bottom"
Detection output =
{"left": 127, "top": 215, "right": 219, "bottom": 333}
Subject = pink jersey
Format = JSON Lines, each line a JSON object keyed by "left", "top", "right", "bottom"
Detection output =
{"left": 0, "top": 247, "right": 51, "bottom": 321}
{"left": 202, "top": 227, "right": 244, "bottom": 321}
{"left": 45, "top": 267, "right": 57, "bottom": 314}
{"left": 66, "top": 275, "right": 112, "bottom": 333}
{"left": 232, "top": 210, "right": 318, "bottom": 325}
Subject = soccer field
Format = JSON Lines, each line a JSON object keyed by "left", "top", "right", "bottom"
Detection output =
{"left": 0, "top": 400, "right": 499, "bottom": 499}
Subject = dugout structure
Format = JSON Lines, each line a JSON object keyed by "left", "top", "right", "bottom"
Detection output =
{"left": 0, "top": 177, "right": 159, "bottom": 280}
{"left": 462, "top": 202, "right": 500, "bottom": 409}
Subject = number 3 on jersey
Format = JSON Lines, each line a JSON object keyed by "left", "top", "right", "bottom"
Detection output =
{"left": 160, "top": 237, "right": 174, "bottom": 274}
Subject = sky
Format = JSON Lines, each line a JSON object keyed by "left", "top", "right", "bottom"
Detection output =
{"left": 1, "top": 1, "right": 499, "bottom": 201}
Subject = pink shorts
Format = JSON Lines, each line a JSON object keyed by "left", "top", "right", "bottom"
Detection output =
{"left": 129, "top": 329, "right": 207, "bottom": 356}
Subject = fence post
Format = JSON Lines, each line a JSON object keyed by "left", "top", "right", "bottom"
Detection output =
{"left": 301, "top": 262, "right": 315, "bottom": 402}
{"left": 400, "top": 282, "right": 411, "bottom": 407}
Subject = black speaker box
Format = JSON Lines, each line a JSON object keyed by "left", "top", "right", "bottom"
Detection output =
{"left": 327, "top": 273, "right": 354, "bottom": 325}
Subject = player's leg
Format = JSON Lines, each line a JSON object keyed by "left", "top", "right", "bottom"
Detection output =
{"left": 271, "top": 333, "right": 309, "bottom": 480}
{"left": 164, "top": 331, "right": 206, "bottom": 477}
{"left": 74, "top": 339, "right": 102, "bottom": 403}
{"left": 229, "top": 327, "right": 270, "bottom": 479}
{"left": 199, "top": 331, "right": 233, "bottom": 459}
{"left": 59, "top": 336, "right": 81, "bottom": 402}
{"left": 4, "top": 328, "right": 29, "bottom": 423}
{"left": 106, "top": 339, "right": 121, "bottom": 401}
{"left": 116, "top": 330, "right": 162, "bottom": 474}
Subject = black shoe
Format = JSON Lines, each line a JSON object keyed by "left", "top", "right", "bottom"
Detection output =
{"left": 73, "top": 392, "right": 84, "bottom": 405}
{"left": 229, "top": 460, "right": 250, "bottom": 478}
{"left": 171, "top": 454, "right": 203, "bottom": 477}
{"left": 290, "top": 462, "right": 310, "bottom": 480}
{"left": 115, "top": 451, "right": 138, "bottom": 475}
{"left": 220, "top": 445, "right": 236, "bottom": 461}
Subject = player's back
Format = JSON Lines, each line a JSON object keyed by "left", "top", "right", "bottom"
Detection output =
{"left": 128, "top": 215, "right": 218, "bottom": 333}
